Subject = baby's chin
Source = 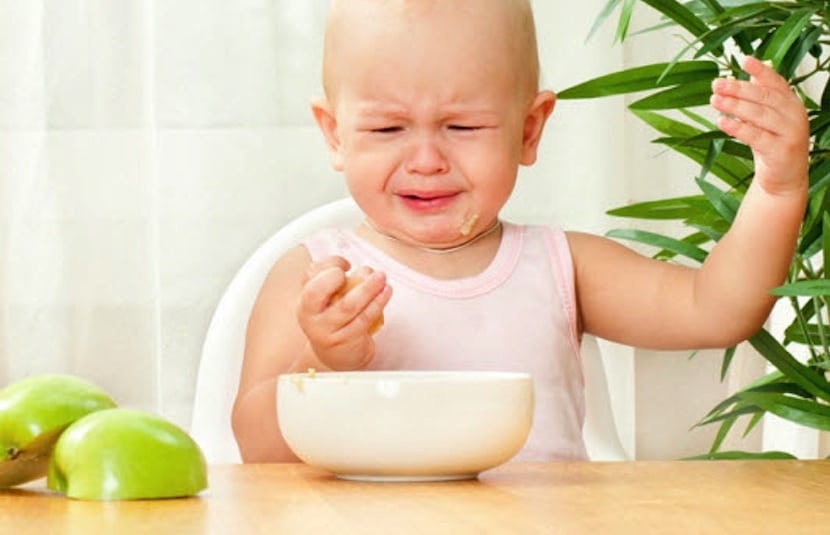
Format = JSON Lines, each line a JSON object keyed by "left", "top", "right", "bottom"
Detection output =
{"left": 413, "top": 212, "right": 482, "bottom": 241}
{"left": 363, "top": 211, "right": 487, "bottom": 249}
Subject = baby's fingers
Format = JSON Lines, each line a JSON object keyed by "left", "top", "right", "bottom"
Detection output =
{"left": 360, "top": 280, "right": 392, "bottom": 334}
{"left": 711, "top": 91, "right": 806, "bottom": 154}
{"left": 300, "top": 268, "right": 388, "bottom": 329}
{"left": 710, "top": 83, "right": 793, "bottom": 137}
{"left": 710, "top": 57, "right": 806, "bottom": 139}
{"left": 330, "top": 268, "right": 389, "bottom": 334}
{"left": 304, "top": 256, "right": 350, "bottom": 285}
{"left": 711, "top": 98, "right": 776, "bottom": 148}
{"left": 742, "top": 55, "right": 792, "bottom": 93}
{"left": 331, "top": 271, "right": 387, "bottom": 324}
{"left": 300, "top": 266, "right": 348, "bottom": 316}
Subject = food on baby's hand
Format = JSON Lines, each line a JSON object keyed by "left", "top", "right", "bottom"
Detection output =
{"left": 333, "top": 274, "right": 384, "bottom": 334}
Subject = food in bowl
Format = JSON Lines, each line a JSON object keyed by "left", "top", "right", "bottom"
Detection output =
{"left": 277, "top": 370, "right": 533, "bottom": 481}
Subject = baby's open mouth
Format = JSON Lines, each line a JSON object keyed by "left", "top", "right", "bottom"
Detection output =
{"left": 401, "top": 192, "right": 454, "bottom": 201}
{"left": 397, "top": 192, "right": 459, "bottom": 212}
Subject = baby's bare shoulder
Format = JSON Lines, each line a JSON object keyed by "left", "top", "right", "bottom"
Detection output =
{"left": 564, "top": 230, "right": 631, "bottom": 259}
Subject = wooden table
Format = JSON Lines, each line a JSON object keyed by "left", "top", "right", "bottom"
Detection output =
{"left": 2, "top": 461, "right": 829, "bottom": 534}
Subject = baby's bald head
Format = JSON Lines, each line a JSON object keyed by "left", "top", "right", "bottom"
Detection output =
{"left": 321, "top": 0, "right": 541, "bottom": 105}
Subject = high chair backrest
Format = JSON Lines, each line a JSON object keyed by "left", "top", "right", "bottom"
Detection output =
{"left": 190, "top": 197, "right": 629, "bottom": 463}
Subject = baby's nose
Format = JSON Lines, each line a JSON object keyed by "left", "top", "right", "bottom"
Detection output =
{"left": 405, "top": 135, "right": 449, "bottom": 176}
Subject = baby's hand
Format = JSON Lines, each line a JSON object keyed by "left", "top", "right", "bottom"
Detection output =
{"left": 710, "top": 55, "right": 809, "bottom": 196}
{"left": 296, "top": 256, "right": 392, "bottom": 370}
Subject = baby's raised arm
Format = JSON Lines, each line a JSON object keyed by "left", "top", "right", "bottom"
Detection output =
{"left": 231, "top": 245, "right": 390, "bottom": 462}
{"left": 572, "top": 56, "right": 809, "bottom": 349}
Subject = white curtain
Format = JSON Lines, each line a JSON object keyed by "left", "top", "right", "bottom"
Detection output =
{"left": 1, "top": 0, "right": 346, "bottom": 428}
{"left": 1, "top": 0, "right": 797, "bottom": 459}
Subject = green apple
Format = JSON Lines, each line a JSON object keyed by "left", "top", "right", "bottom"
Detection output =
{"left": 0, "top": 374, "right": 117, "bottom": 488}
{"left": 47, "top": 408, "right": 208, "bottom": 500}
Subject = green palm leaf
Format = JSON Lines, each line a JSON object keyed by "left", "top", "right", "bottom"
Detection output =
{"left": 587, "top": 0, "right": 625, "bottom": 42}
{"left": 629, "top": 79, "right": 713, "bottom": 109}
{"left": 606, "top": 195, "right": 710, "bottom": 220}
{"left": 606, "top": 228, "right": 709, "bottom": 262}
{"left": 557, "top": 61, "right": 718, "bottom": 99}
{"left": 738, "top": 391, "right": 830, "bottom": 431}
{"left": 770, "top": 280, "right": 830, "bottom": 297}
{"left": 639, "top": 0, "right": 710, "bottom": 38}
{"left": 749, "top": 329, "right": 830, "bottom": 403}
{"left": 696, "top": 179, "right": 740, "bottom": 224}
{"left": 761, "top": 8, "right": 816, "bottom": 68}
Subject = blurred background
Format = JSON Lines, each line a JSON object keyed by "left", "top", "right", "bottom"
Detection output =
{"left": 1, "top": 0, "right": 798, "bottom": 459}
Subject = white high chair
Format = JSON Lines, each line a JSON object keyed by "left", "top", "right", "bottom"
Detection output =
{"left": 190, "top": 197, "right": 630, "bottom": 463}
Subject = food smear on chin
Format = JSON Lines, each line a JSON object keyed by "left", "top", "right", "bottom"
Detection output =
{"left": 459, "top": 213, "right": 479, "bottom": 236}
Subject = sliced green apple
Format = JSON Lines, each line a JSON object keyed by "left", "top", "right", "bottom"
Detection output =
{"left": 47, "top": 408, "right": 208, "bottom": 500}
{"left": 0, "top": 374, "right": 117, "bottom": 488}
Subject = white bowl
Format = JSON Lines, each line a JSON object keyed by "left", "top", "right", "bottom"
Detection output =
{"left": 277, "top": 370, "right": 534, "bottom": 481}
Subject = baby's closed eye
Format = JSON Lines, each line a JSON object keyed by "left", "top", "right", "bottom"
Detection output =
{"left": 370, "top": 126, "right": 404, "bottom": 134}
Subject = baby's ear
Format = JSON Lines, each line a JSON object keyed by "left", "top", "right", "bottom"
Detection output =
{"left": 519, "top": 90, "right": 556, "bottom": 166}
{"left": 310, "top": 97, "right": 345, "bottom": 171}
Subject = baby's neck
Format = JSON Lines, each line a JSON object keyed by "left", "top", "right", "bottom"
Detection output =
{"left": 355, "top": 220, "right": 504, "bottom": 280}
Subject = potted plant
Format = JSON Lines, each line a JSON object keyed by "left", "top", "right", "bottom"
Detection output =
{"left": 557, "top": 0, "right": 830, "bottom": 459}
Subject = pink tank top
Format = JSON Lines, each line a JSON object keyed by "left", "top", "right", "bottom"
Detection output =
{"left": 302, "top": 222, "right": 587, "bottom": 461}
